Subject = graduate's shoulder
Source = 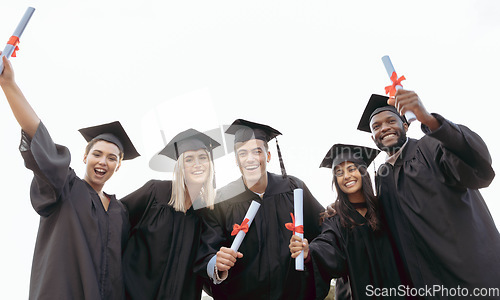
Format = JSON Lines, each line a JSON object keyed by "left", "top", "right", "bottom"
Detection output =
{"left": 122, "top": 179, "right": 173, "bottom": 202}
{"left": 266, "top": 172, "right": 309, "bottom": 189}
{"left": 215, "top": 177, "right": 250, "bottom": 204}
{"left": 323, "top": 214, "right": 342, "bottom": 226}
{"left": 320, "top": 215, "right": 345, "bottom": 237}
{"left": 141, "top": 179, "right": 173, "bottom": 192}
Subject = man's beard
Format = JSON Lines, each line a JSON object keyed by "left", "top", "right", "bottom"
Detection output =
{"left": 375, "top": 131, "right": 407, "bottom": 154}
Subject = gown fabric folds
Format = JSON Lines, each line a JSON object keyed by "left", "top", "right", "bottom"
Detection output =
{"left": 121, "top": 180, "right": 206, "bottom": 300}
{"left": 196, "top": 172, "right": 325, "bottom": 300}
{"left": 20, "top": 122, "right": 129, "bottom": 300}
{"left": 309, "top": 210, "right": 405, "bottom": 300}
{"left": 376, "top": 114, "right": 500, "bottom": 297}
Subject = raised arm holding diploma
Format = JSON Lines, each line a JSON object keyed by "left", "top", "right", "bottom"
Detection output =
{"left": 0, "top": 7, "right": 35, "bottom": 74}
{"left": 381, "top": 55, "right": 417, "bottom": 123}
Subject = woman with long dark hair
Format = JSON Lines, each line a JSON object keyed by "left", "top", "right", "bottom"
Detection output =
{"left": 289, "top": 144, "right": 409, "bottom": 299}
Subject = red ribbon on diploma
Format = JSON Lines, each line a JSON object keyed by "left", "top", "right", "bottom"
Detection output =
{"left": 231, "top": 218, "right": 250, "bottom": 236}
{"left": 285, "top": 213, "right": 304, "bottom": 235}
{"left": 385, "top": 71, "right": 406, "bottom": 97}
{"left": 7, "top": 36, "right": 20, "bottom": 57}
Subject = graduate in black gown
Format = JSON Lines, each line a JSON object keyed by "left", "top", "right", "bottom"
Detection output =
{"left": 290, "top": 144, "right": 408, "bottom": 300}
{"left": 195, "top": 119, "right": 325, "bottom": 300}
{"left": 121, "top": 129, "right": 221, "bottom": 299}
{"left": 358, "top": 91, "right": 500, "bottom": 298}
{"left": 0, "top": 55, "right": 140, "bottom": 299}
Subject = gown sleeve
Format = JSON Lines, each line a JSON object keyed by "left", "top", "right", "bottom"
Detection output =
{"left": 19, "top": 121, "right": 72, "bottom": 217}
{"left": 120, "top": 180, "right": 166, "bottom": 229}
{"left": 308, "top": 217, "right": 348, "bottom": 300}
{"left": 421, "top": 113, "right": 495, "bottom": 189}
{"left": 194, "top": 204, "right": 227, "bottom": 280}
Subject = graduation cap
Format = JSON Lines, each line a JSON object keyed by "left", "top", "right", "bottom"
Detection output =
{"left": 357, "top": 94, "right": 408, "bottom": 133}
{"left": 159, "top": 128, "right": 221, "bottom": 161}
{"left": 225, "top": 119, "right": 287, "bottom": 177}
{"left": 320, "top": 143, "right": 380, "bottom": 169}
{"left": 78, "top": 121, "right": 140, "bottom": 160}
{"left": 225, "top": 119, "right": 282, "bottom": 143}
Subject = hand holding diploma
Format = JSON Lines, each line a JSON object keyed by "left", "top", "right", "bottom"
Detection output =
{"left": 387, "top": 89, "right": 441, "bottom": 132}
{"left": 216, "top": 247, "right": 243, "bottom": 273}
{"left": 0, "top": 7, "right": 35, "bottom": 75}
{"left": 215, "top": 200, "right": 261, "bottom": 275}
{"left": 381, "top": 55, "right": 417, "bottom": 123}
{"left": 289, "top": 235, "right": 309, "bottom": 261}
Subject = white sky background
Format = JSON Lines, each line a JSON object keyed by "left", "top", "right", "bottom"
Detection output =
{"left": 1, "top": 1, "right": 499, "bottom": 298}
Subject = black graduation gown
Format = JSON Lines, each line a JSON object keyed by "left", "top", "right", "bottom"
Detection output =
{"left": 20, "top": 122, "right": 129, "bottom": 300}
{"left": 195, "top": 172, "right": 325, "bottom": 300}
{"left": 120, "top": 180, "right": 205, "bottom": 300}
{"left": 376, "top": 114, "right": 500, "bottom": 297}
{"left": 335, "top": 277, "right": 352, "bottom": 300}
{"left": 308, "top": 211, "right": 404, "bottom": 300}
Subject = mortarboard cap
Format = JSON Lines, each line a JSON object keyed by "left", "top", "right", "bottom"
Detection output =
{"left": 225, "top": 119, "right": 282, "bottom": 143}
{"left": 357, "top": 94, "right": 408, "bottom": 133}
{"left": 78, "top": 121, "right": 140, "bottom": 160}
{"left": 320, "top": 143, "right": 380, "bottom": 169}
{"left": 159, "top": 128, "right": 221, "bottom": 161}
{"left": 225, "top": 119, "right": 287, "bottom": 177}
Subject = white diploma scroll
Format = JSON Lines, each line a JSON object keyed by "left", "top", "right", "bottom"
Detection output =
{"left": 294, "top": 188, "right": 304, "bottom": 271}
{"left": 0, "top": 7, "right": 36, "bottom": 74}
{"left": 381, "top": 55, "right": 417, "bottom": 123}
{"left": 230, "top": 200, "right": 261, "bottom": 252}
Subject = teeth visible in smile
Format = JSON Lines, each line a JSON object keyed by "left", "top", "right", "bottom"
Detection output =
{"left": 193, "top": 171, "right": 204, "bottom": 175}
{"left": 345, "top": 181, "right": 356, "bottom": 187}
{"left": 382, "top": 133, "right": 396, "bottom": 140}
{"left": 95, "top": 168, "right": 106, "bottom": 176}
{"left": 246, "top": 166, "right": 259, "bottom": 171}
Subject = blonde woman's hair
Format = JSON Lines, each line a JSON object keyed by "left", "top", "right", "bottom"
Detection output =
{"left": 169, "top": 150, "right": 216, "bottom": 212}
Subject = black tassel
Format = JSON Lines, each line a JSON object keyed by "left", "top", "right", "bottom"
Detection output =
{"left": 275, "top": 137, "right": 287, "bottom": 178}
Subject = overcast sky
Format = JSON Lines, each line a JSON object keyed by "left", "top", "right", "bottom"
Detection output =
{"left": 1, "top": 1, "right": 499, "bottom": 298}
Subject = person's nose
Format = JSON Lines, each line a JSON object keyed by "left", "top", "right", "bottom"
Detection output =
{"left": 343, "top": 170, "right": 352, "bottom": 181}
{"left": 246, "top": 153, "right": 257, "bottom": 163}
{"left": 193, "top": 158, "right": 203, "bottom": 168}
{"left": 380, "top": 122, "right": 392, "bottom": 132}
{"left": 97, "top": 157, "right": 107, "bottom": 166}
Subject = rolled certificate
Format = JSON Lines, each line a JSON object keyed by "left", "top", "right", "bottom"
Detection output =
{"left": 381, "top": 55, "right": 417, "bottom": 123}
{"left": 294, "top": 188, "right": 304, "bottom": 271}
{"left": 230, "top": 200, "right": 261, "bottom": 252}
{"left": 0, "top": 7, "right": 36, "bottom": 74}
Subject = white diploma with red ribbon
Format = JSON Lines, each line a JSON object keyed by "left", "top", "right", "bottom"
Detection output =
{"left": 285, "top": 188, "right": 304, "bottom": 271}
{"left": 381, "top": 55, "right": 417, "bottom": 123}
{"left": 0, "top": 7, "right": 36, "bottom": 74}
{"left": 230, "top": 200, "right": 261, "bottom": 252}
